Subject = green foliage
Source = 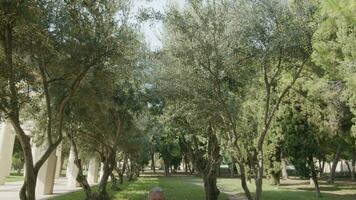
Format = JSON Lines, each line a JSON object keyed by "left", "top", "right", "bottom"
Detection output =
{"left": 281, "top": 99, "right": 322, "bottom": 178}
{"left": 312, "top": 0, "right": 356, "bottom": 140}
{"left": 0, "top": 0, "right": 355, "bottom": 199}
{"left": 156, "top": 133, "right": 182, "bottom": 170}
{"left": 12, "top": 153, "right": 24, "bottom": 175}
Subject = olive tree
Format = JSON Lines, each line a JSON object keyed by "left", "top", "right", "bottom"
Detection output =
{"left": 0, "top": 1, "right": 119, "bottom": 199}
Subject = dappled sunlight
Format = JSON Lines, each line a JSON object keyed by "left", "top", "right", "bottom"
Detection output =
{"left": 52, "top": 176, "right": 356, "bottom": 200}
{"left": 217, "top": 178, "right": 356, "bottom": 200}
{"left": 0, "top": 1, "right": 355, "bottom": 200}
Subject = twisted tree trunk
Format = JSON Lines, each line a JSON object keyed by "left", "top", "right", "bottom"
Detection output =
{"left": 115, "top": 157, "right": 127, "bottom": 185}
{"left": 329, "top": 144, "right": 341, "bottom": 184}
{"left": 180, "top": 125, "right": 221, "bottom": 200}
{"left": 163, "top": 160, "right": 170, "bottom": 176}
{"left": 203, "top": 173, "right": 219, "bottom": 200}
{"left": 237, "top": 162, "right": 253, "bottom": 200}
{"left": 310, "top": 156, "right": 321, "bottom": 198}
{"left": 352, "top": 149, "right": 355, "bottom": 181}
{"left": 98, "top": 159, "right": 111, "bottom": 200}
{"left": 68, "top": 134, "right": 98, "bottom": 200}
{"left": 201, "top": 130, "right": 220, "bottom": 200}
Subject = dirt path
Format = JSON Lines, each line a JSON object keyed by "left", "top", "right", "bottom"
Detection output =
{"left": 187, "top": 175, "right": 247, "bottom": 200}
{"left": 219, "top": 189, "right": 247, "bottom": 200}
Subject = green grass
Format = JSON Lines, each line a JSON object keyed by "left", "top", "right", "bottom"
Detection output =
{"left": 5, "top": 175, "right": 24, "bottom": 182}
{"left": 52, "top": 176, "right": 228, "bottom": 200}
{"left": 218, "top": 178, "right": 356, "bottom": 200}
{"left": 52, "top": 176, "right": 356, "bottom": 200}
{"left": 113, "top": 177, "right": 227, "bottom": 200}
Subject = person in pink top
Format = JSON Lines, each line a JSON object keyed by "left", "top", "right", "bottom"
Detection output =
{"left": 147, "top": 187, "right": 166, "bottom": 200}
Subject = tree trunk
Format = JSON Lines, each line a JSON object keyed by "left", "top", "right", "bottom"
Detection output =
{"left": 218, "top": 164, "right": 221, "bottom": 177}
{"left": 188, "top": 162, "right": 193, "bottom": 174}
{"left": 19, "top": 141, "right": 37, "bottom": 200}
{"left": 329, "top": 144, "right": 341, "bottom": 184}
{"left": 310, "top": 157, "right": 321, "bottom": 198}
{"left": 352, "top": 149, "right": 355, "bottom": 181}
{"left": 118, "top": 158, "right": 127, "bottom": 185}
{"left": 237, "top": 162, "right": 253, "bottom": 200}
{"left": 68, "top": 136, "right": 97, "bottom": 200}
{"left": 164, "top": 161, "right": 170, "bottom": 176}
{"left": 136, "top": 167, "right": 141, "bottom": 178}
{"left": 150, "top": 152, "right": 155, "bottom": 173}
{"left": 229, "top": 163, "right": 235, "bottom": 177}
{"left": 254, "top": 150, "right": 264, "bottom": 200}
{"left": 184, "top": 155, "right": 189, "bottom": 173}
{"left": 271, "top": 171, "right": 281, "bottom": 187}
{"left": 3, "top": 13, "right": 36, "bottom": 200}
{"left": 320, "top": 159, "right": 325, "bottom": 177}
{"left": 203, "top": 173, "right": 220, "bottom": 200}
{"left": 127, "top": 160, "right": 138, "bottom": 182}
{"left": 13, "top": 121, "right": 61, "bottom": 200}
{"left": 255, "top": 167, "right": 263, "bottom": 200}
{"left": 281, "top": 159, "right": 288, "bottom": 180}
{"left": 110, "top": 173, "right": 119, "bottom": 191}
{"left": 98, "top": 160, "right": 111, "bottom": 200}
{"left": 189, "top": 128, "right": 221, "bottom": 200}
{"left": 345, "top": 161, "right": 352, "bottom": 177}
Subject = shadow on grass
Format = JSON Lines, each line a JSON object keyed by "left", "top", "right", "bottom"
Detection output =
{"left": 109, "top": 176, "right": 229, "bottom": 200}
{"left": 52, "top": 176, "right": 356, "bottom": 200}
{"left": 111, "top": 176, "right": 230, "bottom": 200}
{"left": 294, "top": 181, "right": 356, "bottom": 192}
{"left": 233, "top": 188, "right": 356, "bottom": 200}
{"left": 296, "top": 186, "right": 349, "bottom": 192}
{"left": 259, "top": 190, "right": 355, "bottom": 200}
{"left": 279, "top": 181, "right": 310, "bottom": 187}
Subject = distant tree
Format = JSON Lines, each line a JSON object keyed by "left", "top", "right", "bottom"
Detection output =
{"left": 280, "top": 90, "right": 325, "bottom": 198}
{"left": 156, "top": 133, "right": 182, "bottom": 176}
{"left": 224, "top": 1, "right": 316, "bottom": 199}
{"left": 11, "top": 138, "right": 25, "bottom": 175}
{"left": 312, "top": 0, "right": 356, "bottom": 183}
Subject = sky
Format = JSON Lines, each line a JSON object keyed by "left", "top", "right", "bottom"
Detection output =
{"left": 133, "top": 0, "right": 185, "bottom": 50}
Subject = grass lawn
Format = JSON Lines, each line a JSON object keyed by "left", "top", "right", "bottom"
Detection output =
{"left": 52, "top": 175, "right": 356, "bottom": 200}
{"left": 218, "top": 178, "right": 356, "bottom": 200}
{"left": 5, "top": 175, "right": 24, "bottom": 182}
{"left": 52, "top": 176, "right": 228, "bottom": 200}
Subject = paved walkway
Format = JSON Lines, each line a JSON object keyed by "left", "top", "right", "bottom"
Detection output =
{"left": 0, "top": 177, "right": 84, "bottom": 200}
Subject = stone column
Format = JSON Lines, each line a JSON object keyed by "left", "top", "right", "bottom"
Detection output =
{"left": 179, "top": 160, "right": 184, "bottom": 171}
{"left": 55, "top": 144, "right": 62, "bottom": 178}
{"left": 35, "top": 148, "right": 57, "bottom": 195}
{"left": 281, "top": 159, "right": 288, "bottom": 180}
{"left": 67, "top": 146, "right": 80, "bottom": 188}
{"left": 310, "top": 178, "right": 314, "bottom": 186}
{"left": 66, "top": 158, "right": 70, "bottom": 178}
{"left": 98, "top": 162, "right": 111, "bottom": 181}
{"left": 0, "top": 121, "right": 16, "bottom": 185}
{"left": 99, "top": 162, "right": 104, "bottom": 182}
{"left": 87, "top": 158, "right": 99, "bottom": 185}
